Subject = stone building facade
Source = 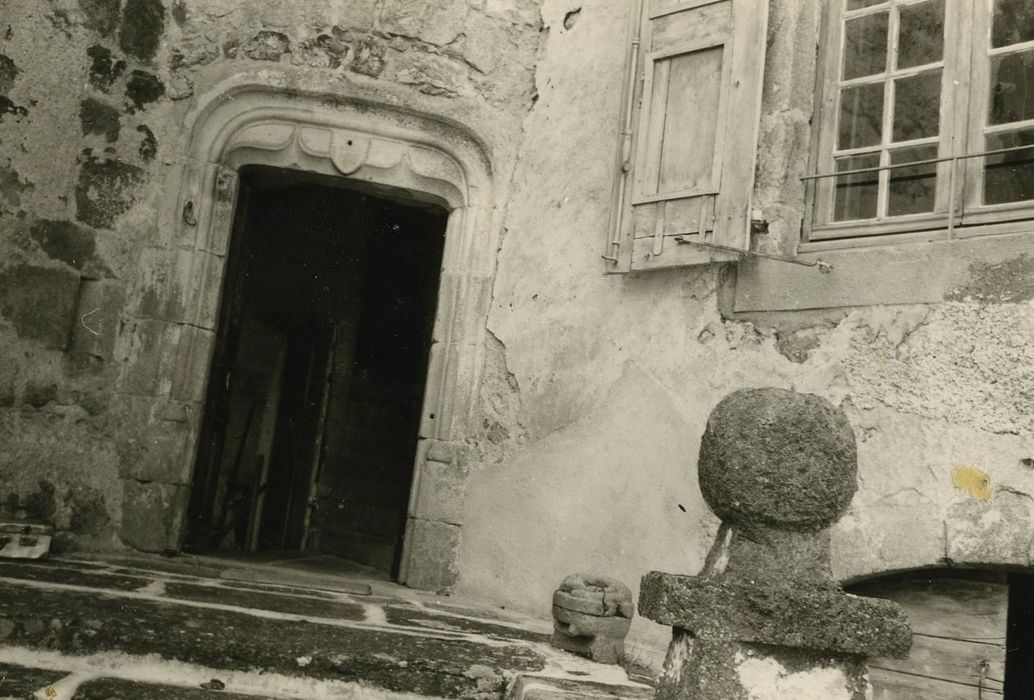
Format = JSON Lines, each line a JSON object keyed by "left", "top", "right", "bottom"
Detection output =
{"left": 2, "top": 0, "right": 1033, "bottom": 665}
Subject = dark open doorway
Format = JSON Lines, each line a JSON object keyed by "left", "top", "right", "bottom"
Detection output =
{"left": 185, "top": 165, "right": 447, "bottom": 579}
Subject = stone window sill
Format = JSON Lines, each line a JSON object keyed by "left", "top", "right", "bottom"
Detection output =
{"left": 732, "top": 228, "right": 1034, "bottom": 313}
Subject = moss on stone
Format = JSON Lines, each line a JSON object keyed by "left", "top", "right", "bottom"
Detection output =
{"left": 79, "top": 98, "right": 121, "bottom": 142}
{"left": 118, "top": 0, "right": 165, "bottom": 61}
{"left": 30, "top": 219, "right": 97, "bottom": 270}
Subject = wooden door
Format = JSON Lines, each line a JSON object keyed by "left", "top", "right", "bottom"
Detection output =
{"left": 850, "top": 574, "right": 1006, "bottom": 699}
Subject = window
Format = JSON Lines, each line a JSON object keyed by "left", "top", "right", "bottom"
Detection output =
{"left": 808, "top": 0, "right": 1034, "bottom": 242}
{"left": 607, "top": 0, "right": 769, "bottom": 272}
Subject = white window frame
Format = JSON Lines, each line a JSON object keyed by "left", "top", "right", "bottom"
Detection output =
{"left": 805, "top": 0, "right": 1034, "bottom": 247}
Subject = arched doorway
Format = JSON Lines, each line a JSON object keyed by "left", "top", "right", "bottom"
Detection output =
{"left": 185, "top": 166, "right": 448, "bottom": 579}
{"left": 117, "top": 85, "right": 497, "bottom": 589}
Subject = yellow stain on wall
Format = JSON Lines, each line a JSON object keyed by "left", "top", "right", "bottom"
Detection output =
{"left": 952, "top": 466, "right": 993, "bottom": 501}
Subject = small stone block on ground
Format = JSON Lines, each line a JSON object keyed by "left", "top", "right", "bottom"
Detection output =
{"left": 552, "top": 607, "right": 631, "bottom": 665}
{"left": 554, "top": 573, "right": 634, "bottom": 618}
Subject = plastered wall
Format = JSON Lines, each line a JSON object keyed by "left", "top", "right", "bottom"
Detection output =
{"left": 454, "top": 0, "right": 1034, "bottom": 662}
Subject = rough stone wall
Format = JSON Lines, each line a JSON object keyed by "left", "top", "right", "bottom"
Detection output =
{"left": 455, "top": 0, "right": 1034, "bottom": 665}
{"left": 0, "top": 0, "right": 544, "bottom": 550}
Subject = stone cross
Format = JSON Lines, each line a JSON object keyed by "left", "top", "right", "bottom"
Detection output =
{"left": 639, "top": 388, "right": 912, "bottom": 699}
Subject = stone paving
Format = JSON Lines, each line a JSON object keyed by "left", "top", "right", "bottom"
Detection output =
{"left": 0, "top": 555, "right": 654, "bottom": 699}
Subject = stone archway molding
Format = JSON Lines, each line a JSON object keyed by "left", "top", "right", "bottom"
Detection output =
{"left": 117, "top": 82, "right": 499, "bottom": 589}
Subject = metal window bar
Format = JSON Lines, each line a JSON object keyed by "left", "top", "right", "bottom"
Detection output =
{"left": 803, "top": 143, "right": 1034, "bottom": 237}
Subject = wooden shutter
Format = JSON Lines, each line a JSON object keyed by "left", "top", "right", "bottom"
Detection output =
{"left": 608, "top": 0, "right": 768, "bottom": 272}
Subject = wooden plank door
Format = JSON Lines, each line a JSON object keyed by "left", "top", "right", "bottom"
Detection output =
{"left": 851, "top": 575, "right": 1007, "bottom": 699}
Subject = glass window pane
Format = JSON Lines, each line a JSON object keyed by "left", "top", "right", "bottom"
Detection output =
{"left": 985, "top": 129, "right": 1034, "bottom": 204}
{"left": 834, "top": 153, "right": 880, "bottom": 221}
{"left": 898, "top": 0, "right": 944, "bottom": 69}
{"left": 989, "top": 49, "right": 1034, "bottom": 126}
{"left": 993, "top": 0, "right": 1034, "bottom": 48}
{"left": 893, "top": 70, "right": 941, "bottom": 142}
{"left": 888, "top": 145, "right": 938, "bottom": 215}
{"left": 843, "top": 12, "right": 889, "bottom": 80}
{"left": 839, "top": 82, "right": 885, "bottom": 149}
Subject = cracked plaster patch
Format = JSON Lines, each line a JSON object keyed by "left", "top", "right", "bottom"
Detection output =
{"left": 837, "top": 303, "right": 1034, "bottom": 434}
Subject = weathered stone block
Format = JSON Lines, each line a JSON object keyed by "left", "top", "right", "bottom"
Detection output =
{"left": 119, "top": 0, "right": 166, "bottom": 61}
{"left": 242, "top": 31, "right": 290, "bottom": 61}
{"left": 0, "top": 55, "right": 17, "bottom": 93}
{"left": 87, "top": 44, "right": 126, "bottom": 92}
{"left": 79, "top": 98, "right": 121, "bottom": 142}
{"left": 551, "top": 574, "right": 633, "bottom": 664}
{"left": 170, "top": 325, "right": 215, "bottom": 403}
{"left": 412, "top": 456, "right": 468, "bottom": 525}
{"left": 380, "top": 0, "right": 468, "bottom": 46}
{"left": 293, "top": 34, "right": 346, "bottom": 68}
{"left": 550, "top": 630, "right": 625, "bottom": 667}
{"left": 698, "top": 388, "right": 857, "bottom": 532}
{"left": 424, "top": 438, "right": 472, "bottom": 465}
{"left": 946, "top": 490, "right": 1034, "bottom": 565}
{"left": 554, "top": 573, "right": 634, "bottom": 618}
{"left": 639, "top": 571, "right": 911, "bottom": 658}
{"left": 457, "top": 13, "right": 513, "bottom": 73}
{"left": 553, "top": 607, "right": 632, "bottom": 637}
{"left": 30, "top": 219, "right": 98, "bottom": 270}
{"left": 0, "top": 161, "right": 32, "bottom": 208}
{"left": 75, "top": 157, "right": 144, "bottom": 230}
{"left": 0, "top": 265, "right": 80, "bottom": 349}
{"left": 71, "top": 278, "right": 125, "bottom": 361}
{"left": 117, "top": 318, "right": 180, "bottom": 396}
{"left": 394, "top": 53, "right": 469, "bottom": 98}
{"left": 125, "top": 70, "right": 165, "bottom": 112}
{"left": 80, "top": 0, "right": 121, "bottom": 37}
{"left": 551, "top": 606, "right": 630, "bottom": 665}
{"left": 119, "top": 479, "right": 189, "bottom": 552}
{"left": 118, "top": 413, "right": 196, "bottom": 485}
{"left": 128, "top": 247, "right": 178, "bottom": 321}
{"left": 350, "top": 37, "right": 386, "bottom": 77}
{"left": 22, "top": 381, "right": 58, "bottom": 408}
{"left": 404, "top": 518, "right": 461, "bottom": 591}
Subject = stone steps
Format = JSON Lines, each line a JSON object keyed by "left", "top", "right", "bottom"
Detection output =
{"left": 0, "top": 556, "right": 654, "bottom": 699}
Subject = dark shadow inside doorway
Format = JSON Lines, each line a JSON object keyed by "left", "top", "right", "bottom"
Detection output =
{"left": 186, "top": 165, "right": 447, "bottom": 580}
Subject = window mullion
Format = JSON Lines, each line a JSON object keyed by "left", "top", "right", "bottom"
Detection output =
{"left": 928, "top": 0, "right": 964, "bottom": 220}
{"left": 878, "top": 0, "right": 901, "bottom": 219}
{"left": 959, "top": 0, "right": 987, "bottom": 218}
{"left": 810, "top": 0, "right": 848, "bottom": 232}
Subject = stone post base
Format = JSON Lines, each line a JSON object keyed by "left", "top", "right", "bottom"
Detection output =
{"left": 656, "top": 630, "right": 871, "bottom": 700}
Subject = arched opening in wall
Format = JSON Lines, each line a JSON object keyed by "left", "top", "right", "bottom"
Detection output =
{"left": 847, "top": 568, "right": 1034, "bottom": 699}
{"left": 184, "top": 164, "right": 447, "bottom": 580}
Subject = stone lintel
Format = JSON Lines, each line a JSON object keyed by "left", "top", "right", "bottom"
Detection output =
{"left": 638, "top": 571, "right": 911, "bottom": 658}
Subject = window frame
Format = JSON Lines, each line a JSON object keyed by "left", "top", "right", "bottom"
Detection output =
{"left": 804, "top": 0, "right": 1034, "bottom": 247}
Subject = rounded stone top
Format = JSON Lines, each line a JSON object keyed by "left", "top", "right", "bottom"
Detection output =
{"left": 697, "top": 388, "right": 858, "bottom": 532}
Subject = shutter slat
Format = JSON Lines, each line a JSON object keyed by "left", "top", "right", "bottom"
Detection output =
{"left": 636, "top": 57, "right": 672, "bottom": 197}
{"left": 612, "top": 0, "right": 768, "bottom": 272}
